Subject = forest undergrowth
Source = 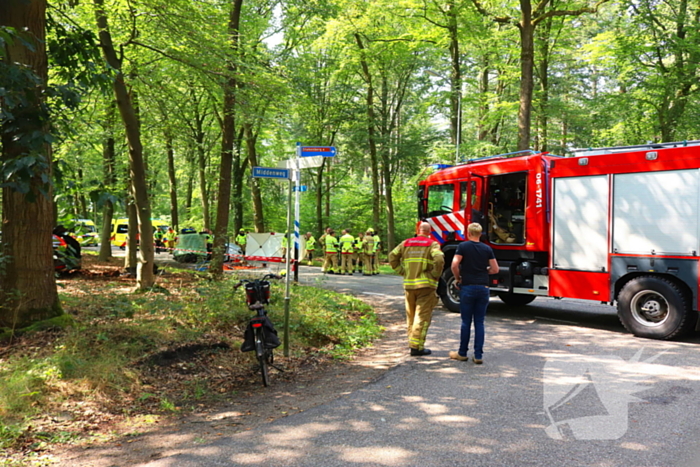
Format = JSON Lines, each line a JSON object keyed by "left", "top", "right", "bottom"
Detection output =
{"left": 0, "top": 254, "right": 382, "bottom": 463}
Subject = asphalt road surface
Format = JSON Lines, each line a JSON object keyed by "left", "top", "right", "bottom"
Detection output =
{"left": 128, "top": 266, "right": 700, "bottom": 467}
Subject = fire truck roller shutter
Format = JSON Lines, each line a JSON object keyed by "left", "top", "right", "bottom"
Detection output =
{"left": 553, "top": 175, "right": 609, "bottom": 271}
{"left": 613, "top": 170, "right": 699, "bottom": 256}
{"left": 612, "top": 169, "right": 700, "bottom": 339}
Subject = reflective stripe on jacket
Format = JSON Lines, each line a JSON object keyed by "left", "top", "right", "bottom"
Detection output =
{"left": 388, "top": 236, "right": 444, "bottom": 289}
{"left": 362, "top": 236, "right": 375, "bottom": 255}
{"left": 339, "top": 234, "right": 355, "bottom": 254}
{"left": 353, "top": 238, "right": 363, "bottom": 252}
{"left": 373, "top": 234, "right": 381, "bottom": 253}
{"left": 325, "top": 235, "right": 339, "bottom": 253}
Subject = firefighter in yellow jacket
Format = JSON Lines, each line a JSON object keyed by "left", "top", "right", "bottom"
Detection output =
{"left": 324, "top": 229, "right": 339, "bottom": 274}
{"left": 318, "top": 227, "right": 330, "bottom": 272}
{"left": 339, "top": 229, "right": 355, "bottom": 275}
{"left": 361, "top": 230, "right": 375, "bottom": 276}
{"left": 389, "top": 222, "right": 445, "bottom": 356}
{"left": 304, "top": 232, "right": 316, "bottom": 265}
{"left": 371, "top": 229, "right": 381, "bottom": 275}
{"left": 353, "top": 232, "right": 364, "bottom": 273}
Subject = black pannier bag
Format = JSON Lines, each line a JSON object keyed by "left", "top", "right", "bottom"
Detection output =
{"left": 240, "top": 316, "right": 281, "bottom": 352}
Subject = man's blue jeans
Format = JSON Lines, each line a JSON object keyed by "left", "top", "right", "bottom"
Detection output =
{"left": 458, "top": 285, "right": 490, "bottom": 359}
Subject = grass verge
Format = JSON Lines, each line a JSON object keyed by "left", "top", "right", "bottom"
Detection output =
{"left": 0, "top": 260, "right": 382, "bottom": 458}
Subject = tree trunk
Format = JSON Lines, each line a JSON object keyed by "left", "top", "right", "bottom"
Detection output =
{"left": 77, "top": 168, "right": 88, "bottom": 218}
{"left": 447, "top": 1, "right": 461, "bottom": 151}
{"left": 354, "top": 33, "right": 381, "bottom": 230}
{"left": 195, "top": 120, "right": 211, "bottom": 229}
{"left": 94, "top": 0, "right": 155, "bottom": 288}
{"left": 166, "top": 134, "right": 179, "bottom": 233}
{"left": 98, "top": 103, "right": 116, "bottom": 261}
{"left": 315, "top": 161, "right": 325, "bottom": 236}
{"left": 231, "top": 127, "right": 246, "bottom": 233}
{"left": 517, "top": 0, "right": 535, "bottom": 151}
{"left": 125, "top": 199, "right": 138, "bottom": 271}
{"left": 560, "top": 116, "right": 568, "bottom": 155}
{"left": 210, "top": 0, "right": 244, "bottom": 276}
{"left": 197, "top": 141, "right": 210, "bottom": 231}
{"left": 658, "top": 0, "right": 696, "bottom": 142}
{"left": 244, "top": 123, "right": 264, "bottom": 232}
{"left": 536, "top": 16, "right": 552, "bottom": 152}
{"left": 382, "top": 163, "right": 396, "bottom": 251}
{"left": 477, "top": 55, "right": 490, "bottom": 142}
{"left": 325, "top": 162, "right": 331, "bottom": 220}
{"left": 186, "top": 149, "right": 194, "bottom": 211}
{"left": 0, "top": 0, "right": 61, "bottom": 328}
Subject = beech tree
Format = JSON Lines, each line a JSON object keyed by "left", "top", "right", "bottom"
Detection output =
{"left": 470, "top": 0, "right": 611, "bottom": 150}
{"left": 93, "top": 0, "right": 155, "bottom": 288}
{"left": 0, "top": 0, "right": 61, "bottom": 328}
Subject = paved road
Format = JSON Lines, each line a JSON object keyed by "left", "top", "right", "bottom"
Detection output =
{"left": 130, "top": 267, "right": 700, "bottom": 467}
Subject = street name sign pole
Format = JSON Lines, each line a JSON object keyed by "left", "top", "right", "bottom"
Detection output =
{"left": 252, "top": 166, "right": 292, "bottom": 357}
{"left": 293, "top": 144, "right": 337, "bottom": 283}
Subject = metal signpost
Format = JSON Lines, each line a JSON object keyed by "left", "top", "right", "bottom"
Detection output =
{"left": 251, "top": 145, "right": 336, "bottom": 357}
{"left": 293, "top": 144, "right": 336, "bottom": 284}
{"left": 252, "top": 166, "right": 292, "bottom": 357}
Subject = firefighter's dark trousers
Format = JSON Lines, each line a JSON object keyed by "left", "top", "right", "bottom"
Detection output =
{"left": 404, "top": 287, "right": 438, "bottom": 350}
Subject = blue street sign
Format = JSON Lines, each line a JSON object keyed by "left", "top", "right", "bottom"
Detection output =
{"left": 300, "top": 146, "right": 336, "bottom": 157}
{"left": 293, "top": 185, "right": 308, "bottom": 192}
{"left": 252, "top": 166, "right": 290, "bottom": 179}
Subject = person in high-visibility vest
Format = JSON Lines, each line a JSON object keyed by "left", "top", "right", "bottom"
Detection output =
{"left": 338, "top": 229, "right": 355, "bottom": 275}
{"left": 235, "top": 229, "right": 247, "bottom": 253}
{"left": 324, "top": 229, "right": 339, "bottom": 274}
{"left": 372, "top": 229, "right": 382, "bottom": 275}
{"left": 361, "top": 230, "right": 375, "bottom": 276}
{"left": 353, "top": 232, "right": 364, "bottom": 273}
{"left": 164, "top": 228, "right": 177, "bottom": 251}
{"left": 304, "top": 232, "right": 316, "bottom": 265}
{"left": 389, "top": 221, "right": 445, "bottom": 356}
{"left": 318, "top": 227, "right": 330, "bottom": 272}
{"left": 154, "top": 228, "right": 165, "bottom": 253}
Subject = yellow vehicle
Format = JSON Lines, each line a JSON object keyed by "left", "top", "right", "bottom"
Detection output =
{"left": 110, "top": 218, "right": 170, "bottom": 248}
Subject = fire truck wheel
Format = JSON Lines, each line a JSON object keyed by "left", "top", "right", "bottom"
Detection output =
{"left": 617, "top": 276, "right": 695, "bottom": 340}
{"left": 439, "top": 269, "right": 461, "bottom": 313}
{"left": 497, "top": 293, "right": 536, "bottom": 306}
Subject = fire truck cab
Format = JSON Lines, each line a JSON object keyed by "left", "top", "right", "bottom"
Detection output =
{"left": 418, "top": 142, "right": 700, "bottom": 340}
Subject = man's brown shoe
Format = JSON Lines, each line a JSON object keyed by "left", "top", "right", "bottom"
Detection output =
{"left": 449, "top": 351, "right": 468, "bottom": 361}
{"left": 473, "top": 357, "right": 483, "bottom": 364}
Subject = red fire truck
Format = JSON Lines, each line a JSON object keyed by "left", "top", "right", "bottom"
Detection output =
{"left": 418, "top": 141, "right": 700, "bottom": 340}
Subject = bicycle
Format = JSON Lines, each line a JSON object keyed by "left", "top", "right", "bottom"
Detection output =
{"left": 237, "top": 274, "right": 283, "bottom": 386}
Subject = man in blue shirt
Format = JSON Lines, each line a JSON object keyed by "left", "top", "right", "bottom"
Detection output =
{"left": 449, "top": 222, "right": 499, "bottom": 364}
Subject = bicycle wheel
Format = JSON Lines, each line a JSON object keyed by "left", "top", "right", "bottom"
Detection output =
{"left": 258, "top": 351, "right": 270, "bottom": 387}
{"left": 255, "top": 329, "right": 270, "bottom": 387}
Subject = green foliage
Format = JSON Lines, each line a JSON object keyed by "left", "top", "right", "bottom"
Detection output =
{"left": 0, "top": 272, "right": 382, "bottom": 449}
{"left": 288, "top": 284, "right": 383, "bottom": 358}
